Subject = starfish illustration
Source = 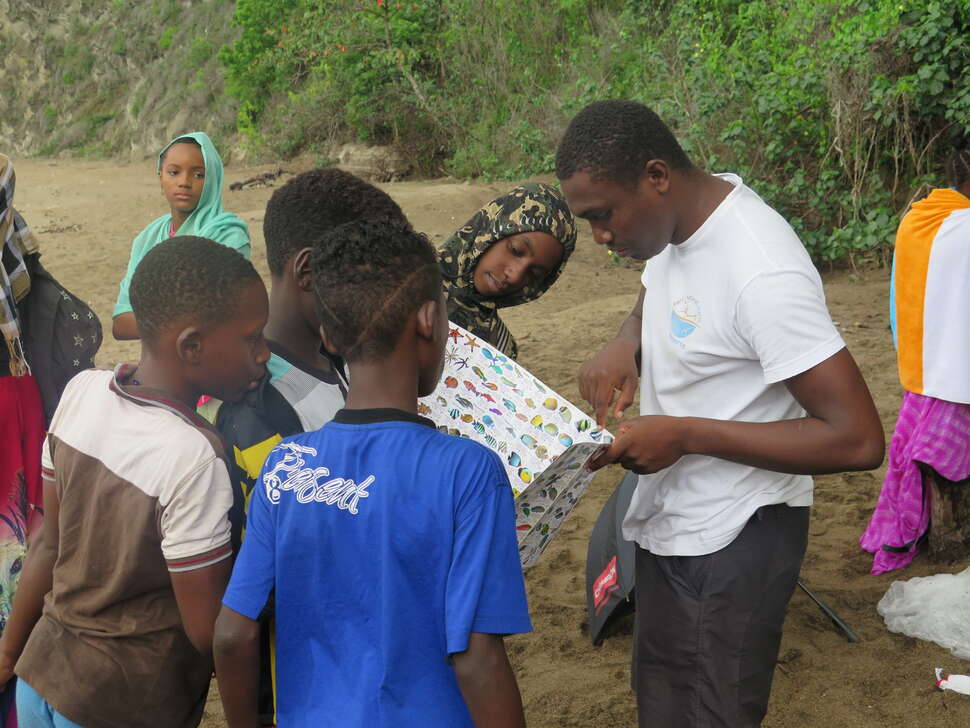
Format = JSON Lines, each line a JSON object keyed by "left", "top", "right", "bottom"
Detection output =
{"left": 449, "top": 327, "right": 461, "bottom": 343}
{"left": 464, "top": 336, "right": 479, "bottom": 351}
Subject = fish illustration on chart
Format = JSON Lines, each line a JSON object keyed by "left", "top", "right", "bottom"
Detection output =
{"left": 419, "top": 322, "right": 612, "bottom": 568}
{"left": 515, "top": 442, "right": 608, "bottom": 568}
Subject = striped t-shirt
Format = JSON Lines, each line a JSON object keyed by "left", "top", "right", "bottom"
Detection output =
{"left": 16, "top": 366, "right": 233, "bottom": 728}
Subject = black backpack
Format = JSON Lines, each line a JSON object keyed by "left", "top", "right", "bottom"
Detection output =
{"left": 18, "top": 254, "right": 102, "bottom": 426}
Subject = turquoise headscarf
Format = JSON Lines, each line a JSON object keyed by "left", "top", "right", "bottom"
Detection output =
{"left": 114, "top": 131, "right": 250, "bottom": 316}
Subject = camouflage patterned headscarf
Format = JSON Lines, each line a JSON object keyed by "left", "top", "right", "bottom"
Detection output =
{"left": 437, "top": 182, "right": 576, "bottom": 359}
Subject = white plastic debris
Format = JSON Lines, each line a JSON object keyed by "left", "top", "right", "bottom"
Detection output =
{"left": 877, "top": 567, "right": 970, "bottom": 660}
{"left": 936, "top": 668, "right": 970, "bottom": 695}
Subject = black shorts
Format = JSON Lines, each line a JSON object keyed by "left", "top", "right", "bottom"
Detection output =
{"left": 633, "top": 504, "right": 810, "bottom": 728}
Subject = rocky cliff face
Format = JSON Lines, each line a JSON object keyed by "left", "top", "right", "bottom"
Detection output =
{"left": 0, "top": 0, "right": 240, "bottom": 160}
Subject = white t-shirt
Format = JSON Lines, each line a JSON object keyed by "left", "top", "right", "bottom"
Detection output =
{"left": 622, "top": 174, "right": 844, "bottom": 556}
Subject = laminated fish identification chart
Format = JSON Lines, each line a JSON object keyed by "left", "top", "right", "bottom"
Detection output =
{"left": 419, "top": 323, "right": 611, "bottom": 567}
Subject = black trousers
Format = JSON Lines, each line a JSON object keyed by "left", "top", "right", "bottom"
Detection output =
{"left": 633, "top": 504, "right": 810, "bottom": 728}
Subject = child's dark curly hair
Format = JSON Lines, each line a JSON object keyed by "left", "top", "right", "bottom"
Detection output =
{"left": 264, "top": 168, "right": 409, "bottom": 276}
{"left": 311, "top": 219, "right": 441, "bottom": 363}
{"left": 555, "top": 100, "right": 693, "bottom": 187}
{"left": 131, "top": 236, "right": 261, "bottom": 342}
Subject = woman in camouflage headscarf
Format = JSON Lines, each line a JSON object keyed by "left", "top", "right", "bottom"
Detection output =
{"left": 437, "top": 182, "right": 577, "bottom": 359}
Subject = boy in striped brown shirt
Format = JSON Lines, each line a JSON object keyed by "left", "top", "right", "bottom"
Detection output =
{"left": 0, "top": 236, "right": 270, "bottom": 728}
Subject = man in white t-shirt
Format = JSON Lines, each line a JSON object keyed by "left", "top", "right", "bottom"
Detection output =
{"left": 556, "top": 100, "right": 885, "bottom": 727}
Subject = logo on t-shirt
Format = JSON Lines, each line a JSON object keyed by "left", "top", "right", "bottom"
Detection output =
{"left": 263, "top": 441, "right": 373, "bottom": 514}
{"left": 670, "top": 296, "right": 701, "bottom": 339}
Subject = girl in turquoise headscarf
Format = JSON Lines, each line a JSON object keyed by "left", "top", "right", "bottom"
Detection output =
{"left": 112, "top": 132, "right": 250, "bottom": 339}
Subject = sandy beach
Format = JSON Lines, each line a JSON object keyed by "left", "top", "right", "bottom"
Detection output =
{"left": 12, "top": 156, "right": 970, "bottom": 727}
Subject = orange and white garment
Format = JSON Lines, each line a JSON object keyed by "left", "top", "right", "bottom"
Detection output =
{"left": 891, "top": 188, "right": 970, "bottom": 404}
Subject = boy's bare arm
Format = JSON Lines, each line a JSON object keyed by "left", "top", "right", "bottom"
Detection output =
{"left": 213, "top": 606, "right": 261, "bottom": 728}
{"left": 170, "top": 558, "right": 233, "bottom": 657}
{"left": 590, "top": 348, "right": 885, "bottom": 475}
{"left": 578, "top": 285, "right": 644, "bottom": 427}
{"left": 0, "top": 478, "right": 60, "bottom": 687}
{"left": 453, "top": 633, "right": 526, "bottom": 728}
{"left": 111, "top": 312, "right": 140, "bottom": 340}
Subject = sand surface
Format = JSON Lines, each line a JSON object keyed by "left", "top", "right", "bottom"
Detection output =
{"left": 12, "top": 157, "right": 970, "bottom": 726}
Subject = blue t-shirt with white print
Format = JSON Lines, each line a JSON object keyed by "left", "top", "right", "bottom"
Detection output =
{"left": 222, "top": 408, "right": 532, "bottom": 728}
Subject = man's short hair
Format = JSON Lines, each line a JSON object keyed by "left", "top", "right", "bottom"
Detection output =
{"left": 264, "top": 168, "right": 409, "bottom": 276}
{"left": 311, "top": 219, "right": 441, "bottom": 363}
{"left": 131, "top": 236, "right": 261, "bottom": 342}
{"left": 555, "top": 100, "right": 692, "bottom": 186}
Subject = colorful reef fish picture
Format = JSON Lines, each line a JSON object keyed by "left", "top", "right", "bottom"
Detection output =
{"left": 420, "top": 323, "right": 611, "bottom": 567}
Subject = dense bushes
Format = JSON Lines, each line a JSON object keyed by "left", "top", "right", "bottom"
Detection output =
{"left": 7, "top": 1, "right": 963, "bottom": 266}
{"left": 220, "top": 0, "right": 969, "bottom": 264}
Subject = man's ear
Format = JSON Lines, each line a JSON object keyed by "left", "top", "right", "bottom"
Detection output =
{"left": 175, "top": 327, "right": 204, "bottom": 365}
{"left": 641, "top": 159, "right": 671, "bottom": 195}
{"left": 292, "top": 247, "right": 314, "bottom": 292}
{"left": 319, "top": 325, "right": 340, "bottom": 356}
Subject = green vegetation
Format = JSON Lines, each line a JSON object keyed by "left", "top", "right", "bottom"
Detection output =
{"left": 111, "top": 29, "right": 127, "bottom": 55}
{"left": 8, "top": 0, "right": 968, "bottom": 266}
{"left": 190, "top": 36, "right": 215, "bottom": 67}
{"left": 158, "top": 26, "right": 179, "bottom": 52}
{"left": 221, "top": 0, "right": 970, "bottom": 264}
{"left": 59, "top": 41, "right": 96, "bottom": 86}
{"left": 42, "top": 105, "right": 58, "bottom": 133}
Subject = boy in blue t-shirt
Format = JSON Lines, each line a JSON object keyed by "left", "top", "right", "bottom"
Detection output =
{"left": 214, "top": 220, "right": 532, "bottom": 728}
